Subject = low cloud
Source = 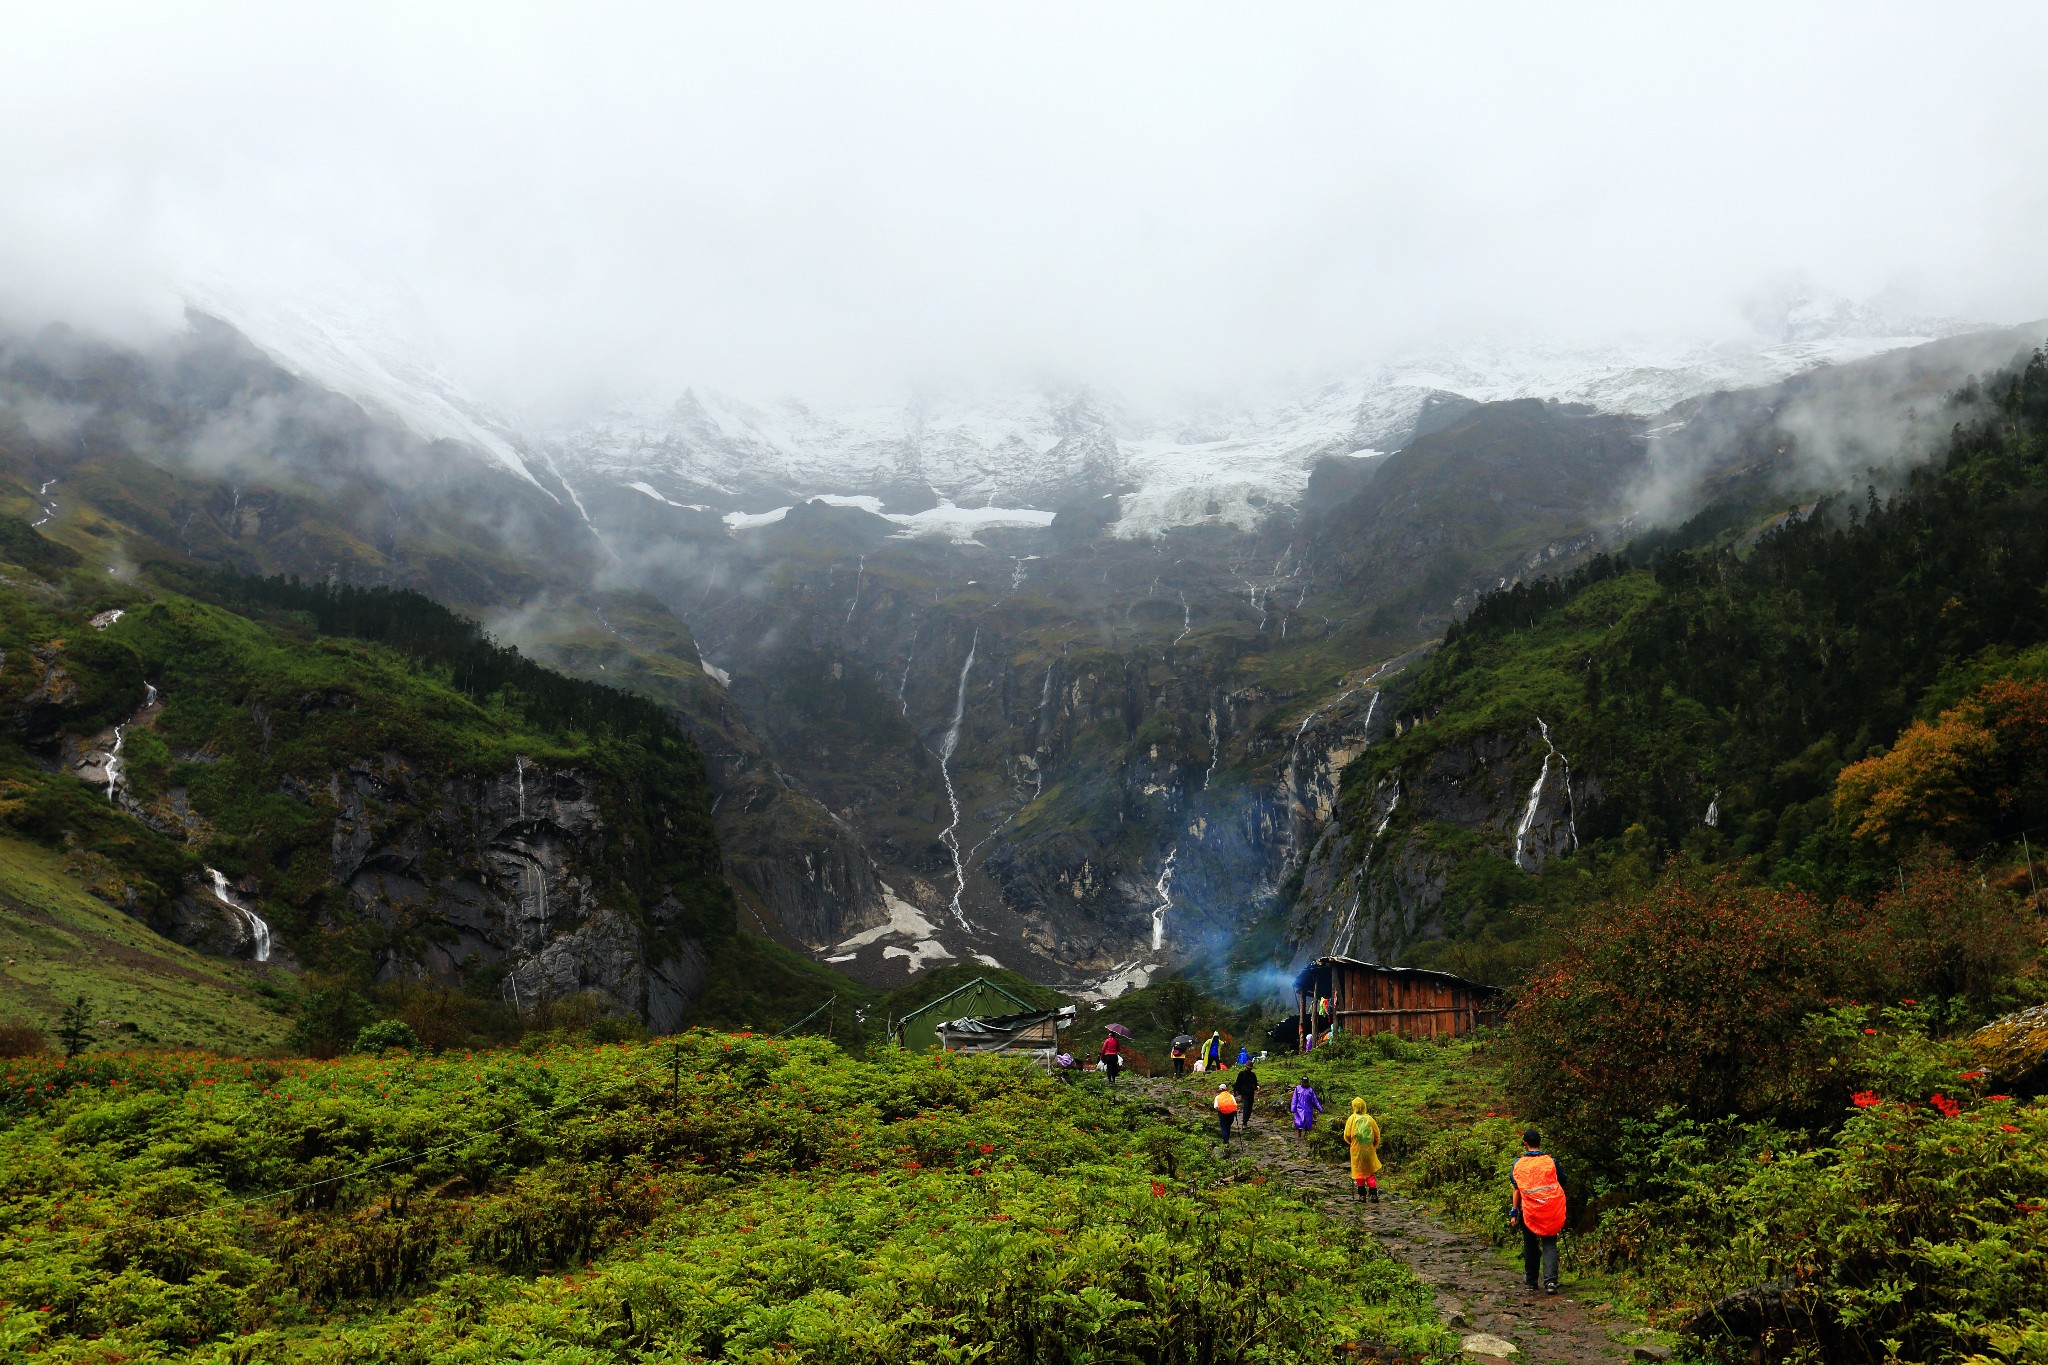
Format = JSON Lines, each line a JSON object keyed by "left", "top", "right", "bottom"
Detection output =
{"left": 0, "top": 6, "right": 2045, "bottom": 406}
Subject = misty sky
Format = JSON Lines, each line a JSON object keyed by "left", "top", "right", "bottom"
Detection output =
{"left": 4, "top": 3, "right": 2046, "bottom": 405}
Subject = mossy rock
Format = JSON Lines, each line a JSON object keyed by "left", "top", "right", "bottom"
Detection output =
{"left": 1969, "top": 1002, "right": 2048, "bottom": 1092}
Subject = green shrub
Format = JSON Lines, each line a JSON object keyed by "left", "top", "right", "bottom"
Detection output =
{"left": 353, "top": 1018, "right": 420, "bottom": 1055}
{"left": 0, "top": 1033, "right": 1452, "bottom": 1361}
{"left": 0, "top": 1017, "right": 46, "bottom": 1058}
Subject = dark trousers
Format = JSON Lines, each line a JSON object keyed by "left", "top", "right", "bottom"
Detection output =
{"left": 1172, "top": 1057, "right": 1185, "bottom": 1076}
{"left": 1216, "top": 1112, "right": 1234, "bottom": 1143}
{"left": 1522, "top": 1230, "right": 1558, "bottom": 1287}
{"left": 1233, "top": 1090, "right": 1254, "bottom": 1126}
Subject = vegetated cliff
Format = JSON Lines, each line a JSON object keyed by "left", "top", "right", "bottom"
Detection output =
{"left": 1284, "top": 340, "right": 2048, "bottom": 987}
{"left": 0, "top": 316, "right": 893, "bottom": 984}
{"left": 0, "top": 535, "right": 734, "bottom": 1028}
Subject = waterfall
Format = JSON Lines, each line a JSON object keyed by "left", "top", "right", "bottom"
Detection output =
{"left": 845, "top": 555, "right": 866, "bottom": 624}
{"left": 1512, "top": 718, "right": 1576, "bottom": 871}
{"left": 32, "top": 477, "right": 57, "bottom": 527}
{"left": 1334, "top": 786, "right": 1399, "bottom": 955}
{"left": 1202, "top": 709, "right": 1221, "bottom": 791}
{"left": 144, "top": 682, "right": 158, "bottom": 707}
{"left": 104, "top": 724, "right": 125, "bottom": 801}
{"left": 515, "top": 756, "right": 528, "bottom": 820}
{"left": 897, "top": 624, "right": 919, "bottom": 716}
{"left": 1174, "top": 592, "right": 1192, "bottom": 645}
{"left": 1151, "top": 848, "right": 1177, "bottom": 950}
{"left": 1032, "top": 662, "right": 1057, "bottom": 797}
{"left": 206, "top": 868, "right": 273, "bottom": 963}
{"left": 936, "top": 631, "right": 978, "bottom": 929}
{"left": 1704, "top": 793, "right": 1721, "bottom": 828}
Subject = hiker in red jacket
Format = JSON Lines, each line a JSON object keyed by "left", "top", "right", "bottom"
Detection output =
{"left": 1098, "top": 1030, "right": 1122, "bottom": 1086}
{"left": 1509, "top": 1127, "right": 1569, "bottom": 1295}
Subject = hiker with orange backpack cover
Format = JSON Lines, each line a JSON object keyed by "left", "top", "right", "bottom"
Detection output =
{"left": 1509, "top": 1126, "right": 1569, "bottom": 1294}
{"left": 1212, "top": 1082, "right": 1240, "bottom": 1143}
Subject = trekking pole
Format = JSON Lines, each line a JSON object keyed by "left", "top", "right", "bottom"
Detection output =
{"left": 2024, "top": 832, "right": 2040, "bottom": 901}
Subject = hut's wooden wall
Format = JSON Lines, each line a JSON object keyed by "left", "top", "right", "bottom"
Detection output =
{"left": 1304, "top": 967, "right": 1505, "bottom": 1041}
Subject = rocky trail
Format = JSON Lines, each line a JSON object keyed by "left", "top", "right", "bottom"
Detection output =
{"left": 1128, "top": 1077, "right": 1652, "bottom": 1365}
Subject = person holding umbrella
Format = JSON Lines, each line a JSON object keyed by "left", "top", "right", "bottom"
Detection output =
{"left": 1170, "top": 1034, "right": 1194, "bottom": 1078}
{"left": 1100, "top": 1023, "right": 1132, "bottom": 1085}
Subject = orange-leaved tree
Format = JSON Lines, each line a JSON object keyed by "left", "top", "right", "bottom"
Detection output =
{"left": 1503, "top": 864, "right": 1877, "bottom": 1153}
{"left": 1835, "top": 676, "right": 2048, "bottom": 852}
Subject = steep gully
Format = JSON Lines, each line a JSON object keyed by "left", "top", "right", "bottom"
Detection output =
{"left": 671, "top": 526, "right": 1580, "bottom": 996}
{"left": 85, "top": 671, "right": 279, "bottom": 964}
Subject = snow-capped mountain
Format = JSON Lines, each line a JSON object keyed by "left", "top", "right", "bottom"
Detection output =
{"left": 187, "top": 273, "right": 1981, "bottom": 539}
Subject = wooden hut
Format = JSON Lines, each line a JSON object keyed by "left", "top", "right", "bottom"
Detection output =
{"left": 1294, "top": 957, "right": 1505, "bottom": 1044}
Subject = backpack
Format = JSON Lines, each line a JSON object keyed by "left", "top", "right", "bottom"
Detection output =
{"left": 1513, "top": 1153, "right": 1567, "bottom": 1236}
{"left": 1215, "top": 1091, "right": 1238, "bottom": 1115}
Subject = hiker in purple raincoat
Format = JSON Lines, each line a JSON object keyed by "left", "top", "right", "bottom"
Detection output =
{"left": 1289, "top": 1077, "right": 1324, "bottom": 1150}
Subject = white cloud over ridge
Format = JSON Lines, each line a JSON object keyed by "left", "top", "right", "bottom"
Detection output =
{"left": 1, "top": 3, "right": 2045, "bottom": 405}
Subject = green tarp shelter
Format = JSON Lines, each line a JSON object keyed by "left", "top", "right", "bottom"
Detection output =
{"left": 892, "top": 977, "right": 1035, "bottom": 1052}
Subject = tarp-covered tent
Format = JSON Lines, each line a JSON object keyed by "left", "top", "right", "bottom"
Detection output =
{"left": 935, "top": 1006, "right": 1075, "bottom": 1059}
{"left": 892, "top": 977, "right": 1036, "bottom": 1052}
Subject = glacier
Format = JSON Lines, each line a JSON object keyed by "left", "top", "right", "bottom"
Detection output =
{"left": 184, "top": 273, "right": 1980, "bottom": 537}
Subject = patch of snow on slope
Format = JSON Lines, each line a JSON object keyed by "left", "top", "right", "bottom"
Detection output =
{"left": 888, "top": 501, "right": 1056, "bottom": 542}
{"left": 627, "top": 480, "right": 710, "bottom": 510}
{"left": 183, "top": 270, "right": 551, "bottom": 493}
{"left": 826, "top": 881, "right": 954, "bottom": 970}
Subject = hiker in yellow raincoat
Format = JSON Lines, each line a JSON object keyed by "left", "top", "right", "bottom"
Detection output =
{"left": 1344, "top": 1097, "right": 1382, "bottom": 1204}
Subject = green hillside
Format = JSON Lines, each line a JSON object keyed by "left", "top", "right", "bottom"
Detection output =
{"left": 1348, "top": 346, "right": 2048, "bottom": 981}
{"left": 0, "top": 834, "right": 292, "bottom": 1053}
{"left": 0, "top": 515, "right": 746, "bottom": 1047}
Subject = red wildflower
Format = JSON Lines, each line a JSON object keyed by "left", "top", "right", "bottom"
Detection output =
{"left": 979, "top": 1143, "right": 993, "bottom": 1154}
{"left": 1988, "top": 1094, "right": 2012, "bottom": 1101}
{"left": 1851, "top": 1091, "right": 1882, "bottom": 1108}
{"left": 1151, "top": 1181, "right": 1166, "bottom": 1197}
{"left": 1863, "top": 1028, "right": 1878, "bottom": 1035}
{"left": 1957, "top": 1069, "right": 1987, "bottom": 1080}
{"left": 2001, "top": 1124, "right": 2022, "bottom": 1133}
{"left": 1900, "top": 999, "right": 1916, "bottom": 1005}
{"left": 1930, "top": 1092, "right": 1961, "bottom": 1118}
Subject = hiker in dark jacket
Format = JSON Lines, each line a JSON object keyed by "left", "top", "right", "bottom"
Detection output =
{"left": 1231, "top": 1061, "right": 1259, "bottom": 1130}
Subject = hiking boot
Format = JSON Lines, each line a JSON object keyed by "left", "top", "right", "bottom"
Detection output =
{"left": 1369, "top": 1186, "right": 1379, "bottom": 1204}
{"left": 1543, "top": 1281, "right": 1560, "bottom": 1296}
{"left": 1524, "top": 1280, "right": 1539, "bottom": 1293}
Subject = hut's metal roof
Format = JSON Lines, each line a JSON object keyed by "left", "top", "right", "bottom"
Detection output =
{"left": 1294, "top": 957, "right": 1505, "bottom": 998}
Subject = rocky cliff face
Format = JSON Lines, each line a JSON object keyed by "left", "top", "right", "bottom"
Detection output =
{"left": 1283, "top": 709, "right": 1590, "bottom": 973}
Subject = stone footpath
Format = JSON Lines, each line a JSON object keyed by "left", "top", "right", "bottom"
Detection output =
{"left": 1138, "top": 1080, "right": 1659, "bottom": 1365}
